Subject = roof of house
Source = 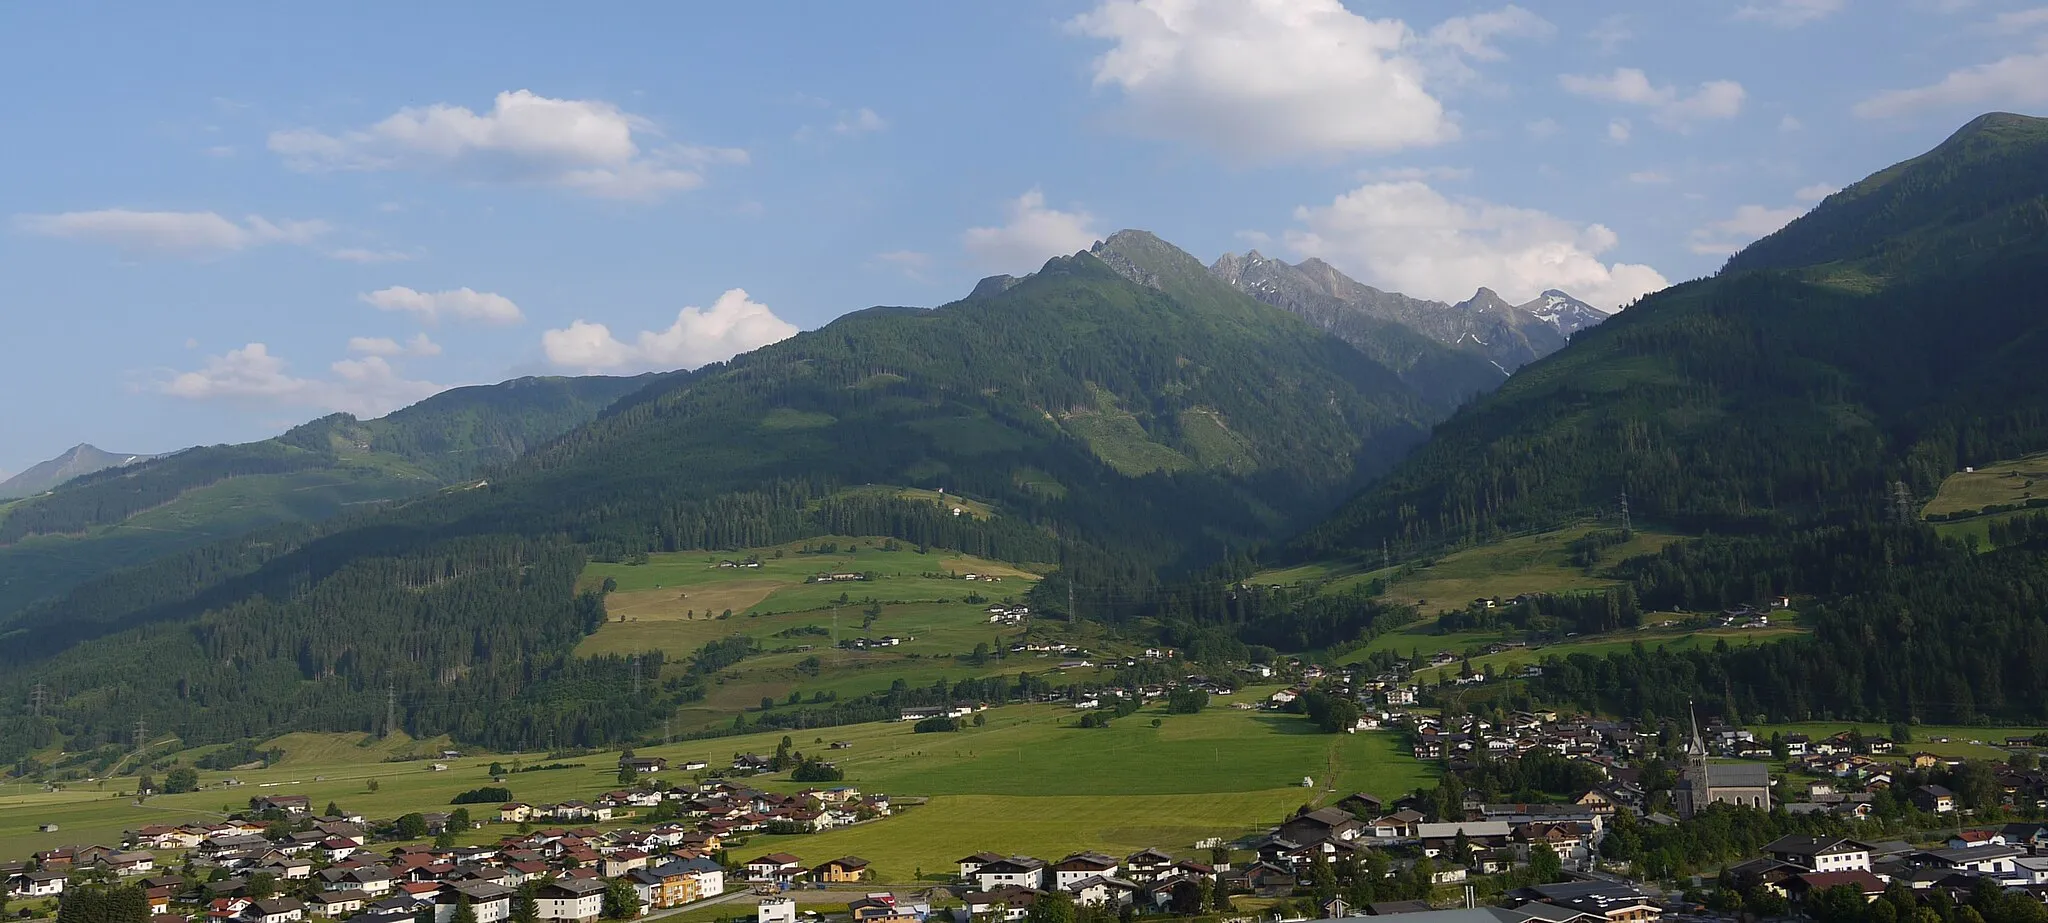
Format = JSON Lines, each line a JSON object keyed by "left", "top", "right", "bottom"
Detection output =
{"left": 1766, "top": 835, "right": 1869, "bottom": 856}
{"left": 1793, "top": 871, "right": 1887, "bottom": 894}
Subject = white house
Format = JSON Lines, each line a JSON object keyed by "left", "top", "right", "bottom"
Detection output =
{"left": 535, "top": 879, "right": 605, "bottom": 923}
{"left": 758, "top": 898, "right": 797, "bottom": 923}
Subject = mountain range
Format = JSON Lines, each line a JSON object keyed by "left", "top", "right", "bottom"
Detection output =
{"left": 5, "top": 112, "right": 2047, "bottom": 756}
{"left": 0, "top": 444, "right": 160, "bottom": 500}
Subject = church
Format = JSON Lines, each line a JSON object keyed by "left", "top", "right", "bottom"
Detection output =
{"left": 1677, "top": 707, "right": 1772, "bottom": 818}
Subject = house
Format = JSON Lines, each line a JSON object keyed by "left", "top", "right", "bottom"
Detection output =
{"left": 814, "top": 857, "right": 871, "bottom": 883}
{"left": 434, "top": 882, "right": 512, "bottom": 923}
{"left": 1913, "top": 785, "right": 1958, "bottom": 814}
{"left": 246, "top": 899, "right": 306, "bottom": 923}
{"left": 253, "top": 795, "right": 312, "bottom": 815}
{"left": 745, "top": 853, "right": 806, "bottom": 884}
{"left": 308, "top": 892, "right": 369, "bottom": 918}
{"left": 961, "top": 888, "right": 1038, "bottom": 922}
{"left": 17, "top": 870, "right": 67, "bottom": 898}
{"left": 1765, "top": 836, "right": 1873, "bottom": 873}
{"left": 957, "top": 853, "right": 1006, "bottom": 882}
{"left": 848, "top": 896, "right": 918, "bottom": 923}
{"left": 1786, "top": 872, "right": 1886, "bottom": 903}
{"left": 619, "top": 757, "right": 668, "bottom": 774}
{"left": 1052, "top": 853, "right": 1120, "bottom": 890}
{"left": 1913, "top": 846, "right": 2024, "bottom": 876}
{"left": 1279, "top": 808, "right": 1363, "bottom": 845}
{"left": 1949, "top": 830, "right": 2005, "bottom": 849}
{"left": 1909, "top": 753, "right": 1942, "bottom": 770}
{"left": 757, "top": 899, "right": 798, "bottom": 923}
{"left": 1122, "top": 848, "right": 1176, "bottom": 883}
{"left": 535, "top": 879, "right": 606, "bottom": 923}
{"left": 498, "top": 803, "right": 534, "bottom": 824}
{"left": 1513, "top": 881, "right": 1661, "bottom": 923}
{"left": 974, "top": 857, "right": 1047, "bottom": 891}
{"left": 100, "top": 851, "right": 156, "bottom": 876}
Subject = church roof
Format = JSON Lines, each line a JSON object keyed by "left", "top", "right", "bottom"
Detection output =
{"left": 1702, "top": 762, "right": 1771, "bottom": 788}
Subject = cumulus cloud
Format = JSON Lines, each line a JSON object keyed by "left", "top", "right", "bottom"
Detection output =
{"left": 269, "top": 89, "right": 746, "bottom": 200}
{"left": 541, "top": 288, "right": 799, "bottom": 374}
{"left": 963, "top": 189, "right": 1103, "bottom": 272}
{"left": 1560, "top": 67, "right": 1746, "bottom": 129}
{"left": 1526, "top": 118, "right": 1562, "bottom": 139}
{"left": 1359, "top": 165, "right": 1473, "bottom": 182}
{"left": 13, "top": 209, "right": 327, "bottom": 258}
{"left": 872, "top": 250, "right": 935, "bottom": 281}
{"left": 1795, "top": 183, "right": 1840, "bottom": 201}
{"left": 1068, "top": 0, "right": 1455, "bottom": 159}
{"left": 1425, "top": 5, "right": 1554, "bottom": 61}
{"left": 1853, "top": 45, "right": 2048, "bottom": 118}
{"left": 1627, "top": 170, "right": 1671, "bottom": 184}
{"left": 360, "top": 286, "right": 524, "bottom": 325}
{"left": 1607, "top": 119, "right": 1634, "bottom": 143}
{"left": 157, "top": 343, "right": 442, "bottom": 417}
{"left": 1283, "top": 180, "right": 1670, "bottom": 311}
{"left": 1734, "top": 0, "right": 1846, "bottom": 27}
{"left": 834, "top": 108, "right": 888, "bottom": 135}
{"left": 1689, "top": 203, "right": 1809, "bottom": 255}
{"left": 347, "top": 333, "right": 442, "bottom": 357}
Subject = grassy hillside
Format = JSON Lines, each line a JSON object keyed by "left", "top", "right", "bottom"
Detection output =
{"left": 0, "top": 242, "right": 1451, "bottom": 756}
{"left": 0, "top": 375, "right": 649, "bottom": 619}
{"left": 1298, "top": 112, "right": 2048, "bottom": 561}
{"left": 1922, "top": 453, "right": 2048, "bottom": 518}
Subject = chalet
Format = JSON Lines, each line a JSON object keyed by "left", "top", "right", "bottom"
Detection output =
{"left": 1052, "top": 853, "right": 1120, "bottom": 890}
{"left": 433, "top": 882, "right": 512, "bottom": 923}
{"left": 246, "top": 899, "right": 306, "bottom": 923}
{"left": 1279, "top": 807, "right": 1362, "bottom": 845}
{"left": 745, "top": 853, "right": 805, "bottom": 884}
{"left": 814, "top": 857, "right": 871, "bottom": 883}
{"left": 1913, "top": 845, "right": 2024, "bottom": 876}
{"left": 1221, "top": 861, "right": 1294, "bottom": 897}
{"left": 1913, "top": 785, "right": 1958, "bottom": 814}
{"left": 957, "top": 853, "right": 1006, "bottom": 881}
{"left": 15, "top": 870, "right": 67, "bottom": 898}
{"left": 1950, "top": 830, "right": 2006, "bottom": 849}
{"left": 1513, "top": 880, "right": 1661, "bottom": 923}
{"left": 618, "top": 757, "right": 668, "bottom": 774}
{"left": 974, "top": 857, "right": 1047, "bottom": 892}
{"left": 1065, "top": 875, "right": 1141, "bottom": 908}
{"left": 535, "top": 878, "right": 605, "bottom": 923}
{"left": 961, "top": 887, "right": 1038, "bottom": 922}
{"left": 1122, "top": 848, "right": 1176, "bottom": 882}
{"left": 1785, "top": 872, "right": 1887, "bottom": 903}
{"left": 252, "top": 795, "right": 312, "bottom": 815}
{"left": 498, "top": 803, "right": 534, "bottom": 823}
{"left": 1765, "top": 836, "right": 1874, "bottom": 873}
{"left": 849, "top": 896, "right": 918, "bottom": 923}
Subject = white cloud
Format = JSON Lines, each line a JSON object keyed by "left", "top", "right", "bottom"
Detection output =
{"left": 1853, "top": 48, "right": 2048, "bottom": 118}
{"left": 1795, "top": 183, "right": 1839, "bottom": 201}
{"left": 1607, "top": 118, "right": 1633, "bottom": 143}
{"left": 1068, "top": 0, "right": 1455, "bottom": 159}
{"left": 1560, "top": 67, "right": 1746, "bottom": 129}
{"left": 834, "top": 108, "right": 888, "bottom": 135}
{"left": 269, "top": 89, "right": 745, "bottom": 201}
{"left": 541, "top": 289, "right": 799, "bottom": 374}
{"left": 1425, "top": 6, "right": 1555, "bottom": 62}
{"left": 963, "top": 189, "right": 1103, "bottom": 272}
{"left": 158, "top": 343, "right": 442, "bottom": 417}
{"left": 360, "top": 286, "right": 525, "bottom": 326}
{"left": 1587, "top": 14, "right": 1633, "bottom": 53}
{"left": 1284, "top": 180, "right": 1670, "bottom": 311}
{"left": 1734, "top": 0, "right": 1846, "bottom": 27}
{"left": 347, "top": 333, "right": 442, "bottom": 357}
{"left": 13, "top": 209, "right": 327, "bottom": 258}
{"left": 1626, "top": 170, "right": 1671, "bottom": 184}
{"left": 1779, "top": 115, "right": 1805, "bottom": 132}
{"left": 327, "top": 247, "right": 419, "bottom": 264}
{"left": 1526, "top": 118, "right": 1562, "bottom": 139}
{"left": 1358, "top": 165, "right": 1474, "bottom": 182}
{"left": 1995, "top": 7, "right": 2048, "bottom": 28}
{"left": 1688, "top": 203, "right": 1808, "bottom": 255}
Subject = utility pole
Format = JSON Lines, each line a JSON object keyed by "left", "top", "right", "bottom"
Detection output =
{"left": 1068, "top": 579, "right": 1077, "bottom": 623}
{"left": 30, "top": 682, "right": 46, "bottom": 718}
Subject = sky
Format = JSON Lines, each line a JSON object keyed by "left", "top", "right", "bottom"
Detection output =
{"left": 4, "top": 0, "right": 2047, "bottom": 476}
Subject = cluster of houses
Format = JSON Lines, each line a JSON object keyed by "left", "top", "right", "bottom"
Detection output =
{"left": 1727, "top": 825, "right": 2048, "bottom": 903}
{"left": 3, "top": 769, "right": 900, "bottom": 923}
{"left": 984, "top": 606, "right": 1029, "bottom": 625}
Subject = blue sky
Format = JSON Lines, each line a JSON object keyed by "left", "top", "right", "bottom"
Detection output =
{"left": 4, "top": 0, "right": 2046, "bottom": 476}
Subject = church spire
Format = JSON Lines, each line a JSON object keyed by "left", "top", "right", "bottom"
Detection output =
{"left": 1688, "top": 700, "right": 1706, "bottom": 758}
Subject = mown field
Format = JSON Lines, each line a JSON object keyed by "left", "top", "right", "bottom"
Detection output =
{"left": 0, "top": 699, "right": 1433, "bottom": 874}
{"left": 1922, "top": 454, "right": 2048, "bottom": 518}
{"left": 576, "top": 537, "right": 1049, "bottom": 730}
{"left": 1753, "top": 722, "right": 2048, "bottom": 763}
{"left": 1257, "top": 524, "right": 1683, "bottom": 615}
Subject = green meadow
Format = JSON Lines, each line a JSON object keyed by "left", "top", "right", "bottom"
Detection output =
{"left": 0, "top": 701, "right": 1434, "bottom": 876}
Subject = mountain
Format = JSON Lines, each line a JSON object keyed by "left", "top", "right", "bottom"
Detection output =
{"left": 1296, "top": 111, "right": 2048, "bottom": 559}
{"left": 1516, "top": 290, "right": 1611, "bottom": 335}
{"left": 0, "top": 444, "right": 160, "bottom": 500}
{"left": 0, "top": 238, "right": 1453, "bottom": 754}
{"left": 1206, "top": 250, "right": 1508, "bottom": 405}
{"left": 0, "top": 374, "right": 652, "bottom": 619}
{"left": 1207, "top": 251, "right": 1577, "bottom": 377}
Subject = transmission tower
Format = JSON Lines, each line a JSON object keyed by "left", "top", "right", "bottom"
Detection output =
{"left": 29, "top": 682, "right": 46, "bottom": 718}
{"left": 384, "top": 685, "right": 398, "bottom": 739}
{"left": 1891, "top": 480, "right": 1915, "bottom": 524}
{"left": 132, "top": 719, "right": 147, "bottom": 750}
{"left": 1619, "top": 487, "right": 1632, "bottom": 535}
{"left": 630, "top": 655, "right": 641, "bottom": 695}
